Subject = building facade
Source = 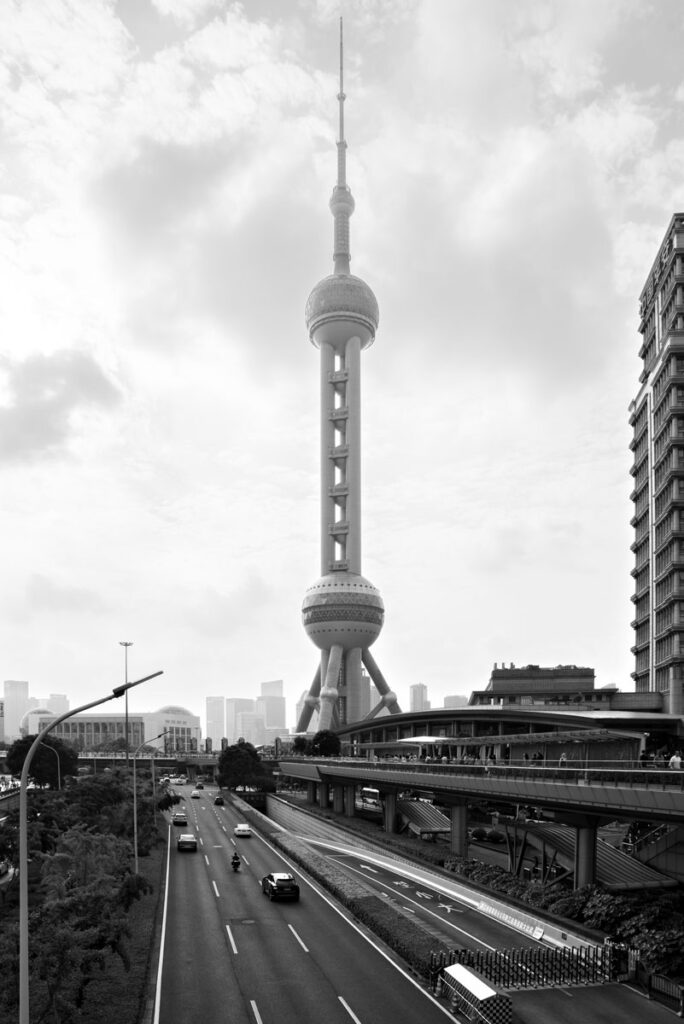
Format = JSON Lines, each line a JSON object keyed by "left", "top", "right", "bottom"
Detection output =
{"left": 630, "top": 213, "right": 684, "bottom": 713}
{"left": 3, "top": 680, "right": 29, "bottom": 743}
{"left": 409, "top": 683, "right": 431, "bottom": 712}
{"left": 205, "top": 696, "right": 226, "bottom": 749}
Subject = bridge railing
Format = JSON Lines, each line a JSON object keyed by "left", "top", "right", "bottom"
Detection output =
{"left": 279, "top": 756, "right": 684, "bottom": 792}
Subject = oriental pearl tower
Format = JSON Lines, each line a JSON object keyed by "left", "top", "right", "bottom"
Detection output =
{"left": 296, "top": 22, "right": 402, "bottom": 733}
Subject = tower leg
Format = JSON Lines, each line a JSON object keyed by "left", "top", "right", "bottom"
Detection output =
{"left": 295, "top": 666, "right": 321, "bottom": 733}
{"left": 362, "top": 648, "right": 401, "bottom": 714}
{"left": 318, "top": 644, "right": 343, "bottom": 731}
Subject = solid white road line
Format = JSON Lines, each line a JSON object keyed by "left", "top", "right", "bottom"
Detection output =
{"left": 152, "top": 827, "right": 171, "bottom": 1024}
{"left": 225, "top": 925, "right": 238, "bottom": 955}
{"left": 212, "top": 880, "right": 220, "bottom": 897}
{"left": 288, "top": 924, "right": 309, "bottom": 952}
{"left": 339, "top": 995, "right": 363, "bottom": 1023}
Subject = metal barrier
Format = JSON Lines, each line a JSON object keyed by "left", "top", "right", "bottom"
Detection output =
{"left": 430, "top": 944, "right": 621, "bottom": 991}
{"left": 647, "top": 972, "right": 684, "bottom": 1017}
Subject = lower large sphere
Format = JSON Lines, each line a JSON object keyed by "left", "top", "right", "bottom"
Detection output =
{"left": 302, "top": 572, "right": 384, "bottom": 651}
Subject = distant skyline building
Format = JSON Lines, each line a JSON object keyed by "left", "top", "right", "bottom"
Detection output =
{"left": 443, "top": 695, "right": 468, "bottom": 709}
{"left": 409, "top": 683, "right": 430, "bottom": 712}
{"left": 226, "top": 697, "right": 255, "bottom": 744}
{"left": 257, "top": 679, "right": 286, "bottom": 730}
{"left": 297, "top": 22, "right": 401, "bottom": 734}
{"left": 205, "top": 696, "right": 225, "bottom": 748}
{"left": 630, "top": 213, "right": 684, "bottom": 714}
{"left": 260, "top": 679, "right": 284, "bottom": 698}
{"left": 3, "top": 680, "right": 29, "bottom": 743}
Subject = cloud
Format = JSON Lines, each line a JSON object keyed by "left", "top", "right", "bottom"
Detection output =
{"left": 26, "top": 573, "right": 108, "bottom": 613}
{"left": 0, "top": 351, "right": 120, "bottom": 462}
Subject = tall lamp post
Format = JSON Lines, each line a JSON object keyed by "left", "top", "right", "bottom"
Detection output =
{"left": 19, "top": 669, "right": 163, "bottom": 1024}
{"left": 132, "top": 731, "right": 168, "bottom": 875}
{"left": 119, "top": 641, "right": 133, "bottom": 768}
{"left": 39, "top": 741, "right": 61, "bottom": 791}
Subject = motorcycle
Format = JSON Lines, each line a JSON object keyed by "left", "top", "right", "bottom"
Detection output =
{"left": 231, "top": 856, "right": 241, "bottom": 873}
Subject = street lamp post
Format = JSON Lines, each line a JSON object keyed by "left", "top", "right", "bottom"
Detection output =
{"left": 132, "top": 731, "right": 168, "bottom": 875}
{"left": 19, "top": 669, "right": 163, "bottom": 1024}
{"left": 119, "top": 641, "right": 133, "bottom": 768}
{"left": 39, "top": 741, "right": 61, "bottom": 791}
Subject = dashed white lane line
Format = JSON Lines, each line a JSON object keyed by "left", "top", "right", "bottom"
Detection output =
{"left": 339, "top": 996, "right": 363, "bottom": 1023}
{"left": 288, "top": 924, "right": 309, "bottom": 952}
{"left": 212, "top": 880, "right": 220, "bottom": 897}
{"left": 250, "top": 999, "right": 263, "bottom": 1023}
{"left": 204, "top": 855, "right": 210, "bottom": 866}
{"left": 225, "top": 925, "right": 238, "bottom": 955}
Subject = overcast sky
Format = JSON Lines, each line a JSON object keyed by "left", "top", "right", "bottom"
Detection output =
{"left": 2, "top": 0, "right": 683, "bottom": 733}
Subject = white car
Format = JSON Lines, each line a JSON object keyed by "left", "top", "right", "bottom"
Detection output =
{"left": 234, "top": 823, "right": 252, "bottom": 837}
{"left": 190, "top": 789, "right": 201, "bottom": 799}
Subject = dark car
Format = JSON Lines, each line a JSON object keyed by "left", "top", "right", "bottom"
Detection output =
{"left": 261, "top": 872, "right": 300, "bottom": 901}
{"left": 213, "top": 795, "right": 224, "bottom": 806}
{"left": 195, "top": 782, "right": 204, "bottom": 789}
{"left": 176, "top": 833, "right": 198, "bottom": 852}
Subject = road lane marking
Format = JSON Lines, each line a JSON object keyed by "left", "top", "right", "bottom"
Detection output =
{"left": 212, "top": 880, "right": 220, "bottom": 897}
{"left": 338, "top": 861, "right": 495, "bottom": 949}
{"left": 250, "top": 999, "right": 263, "bottom": 1023}
{"left": 226, "top": 925, "right": 238, "bottom": 954}
{"left": 339, "top": 996, "right": 363, "bottom": 1023}
{"left": 152, "top": 827, "right": 171, "bottom": 1024}
{"left": 253, "top": 833, "right": 453, "bottom": 1018}
{"left": 288, "top": 924, "right": 309, "bottom": 951}
{"left": 359, "top": 864, "right": 378, "bottom": 873}
{"left": 242, "top": 855, "right": 250, "bottom": 866}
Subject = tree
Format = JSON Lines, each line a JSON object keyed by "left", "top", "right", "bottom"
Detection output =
{"left": 6, "top": 735, "right": 79, "bottom": 789}
{"left": 310, "top": 730, "right": 341, "bottom": 757}
{"left": 217, "top": 741, "right": 267, "bottom": 790}
{"left": 292, "top": 735, "right": 309, "bottom": 754}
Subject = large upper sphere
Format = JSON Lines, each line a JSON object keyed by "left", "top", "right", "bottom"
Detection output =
{"left": 302, "top": 572, "right": 384, "bottom": 651}
{"left": 305, "top": 274, "right": 379, "bottom": 351}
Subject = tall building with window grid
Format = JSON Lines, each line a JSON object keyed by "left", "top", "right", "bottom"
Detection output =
{"left": 630, "top": 212, "right": 684, "bottom": 714}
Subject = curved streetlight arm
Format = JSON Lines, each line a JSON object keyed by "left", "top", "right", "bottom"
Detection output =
{"left": 19, "top": 669, "right": 163, "bottom": 1024}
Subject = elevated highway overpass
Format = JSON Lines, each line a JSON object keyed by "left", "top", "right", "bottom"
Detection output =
{"left": 278, "top": 757, "right": 684, "bottom": 888}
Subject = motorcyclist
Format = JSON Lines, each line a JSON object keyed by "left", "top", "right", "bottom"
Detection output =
{"left": 231, "top": 852, "right": 241, "bottom": 871}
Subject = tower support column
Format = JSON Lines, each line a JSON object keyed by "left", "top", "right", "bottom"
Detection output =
{"left": 319, "top": 643, "right": 343, "bottom": 731}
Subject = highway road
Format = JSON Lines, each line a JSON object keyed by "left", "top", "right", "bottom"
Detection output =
{"left": 153, "top": 786, "right": 453, "bottom": 1024}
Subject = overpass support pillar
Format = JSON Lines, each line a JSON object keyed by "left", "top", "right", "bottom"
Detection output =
{"left": 449, "top": 802, "right": 468, "bottom": 858}
{"left": 318, "top": 782, "right": 330, "bottom": 809}
{"left": 306, "top": 781, "right": 317, "bottom": 804}
{"left": 333, "top": 785, "right": 345, "bottom": 814}
{"left": 383, "top": 792, "right": 398, "bottom": 833}
{"left": 344, "top": 785, "right": 356, "bottom": 817}
{"left": 575, "top": 820, "right": 598, "bottom": 888}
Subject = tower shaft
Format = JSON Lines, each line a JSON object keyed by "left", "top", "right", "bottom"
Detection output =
{"left": 320, "top": 336, "right": 361, "bottom": 574}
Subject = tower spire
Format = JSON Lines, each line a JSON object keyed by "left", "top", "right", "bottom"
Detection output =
{"left": 331, "top": 16, "right": 354, "bottom": 275}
